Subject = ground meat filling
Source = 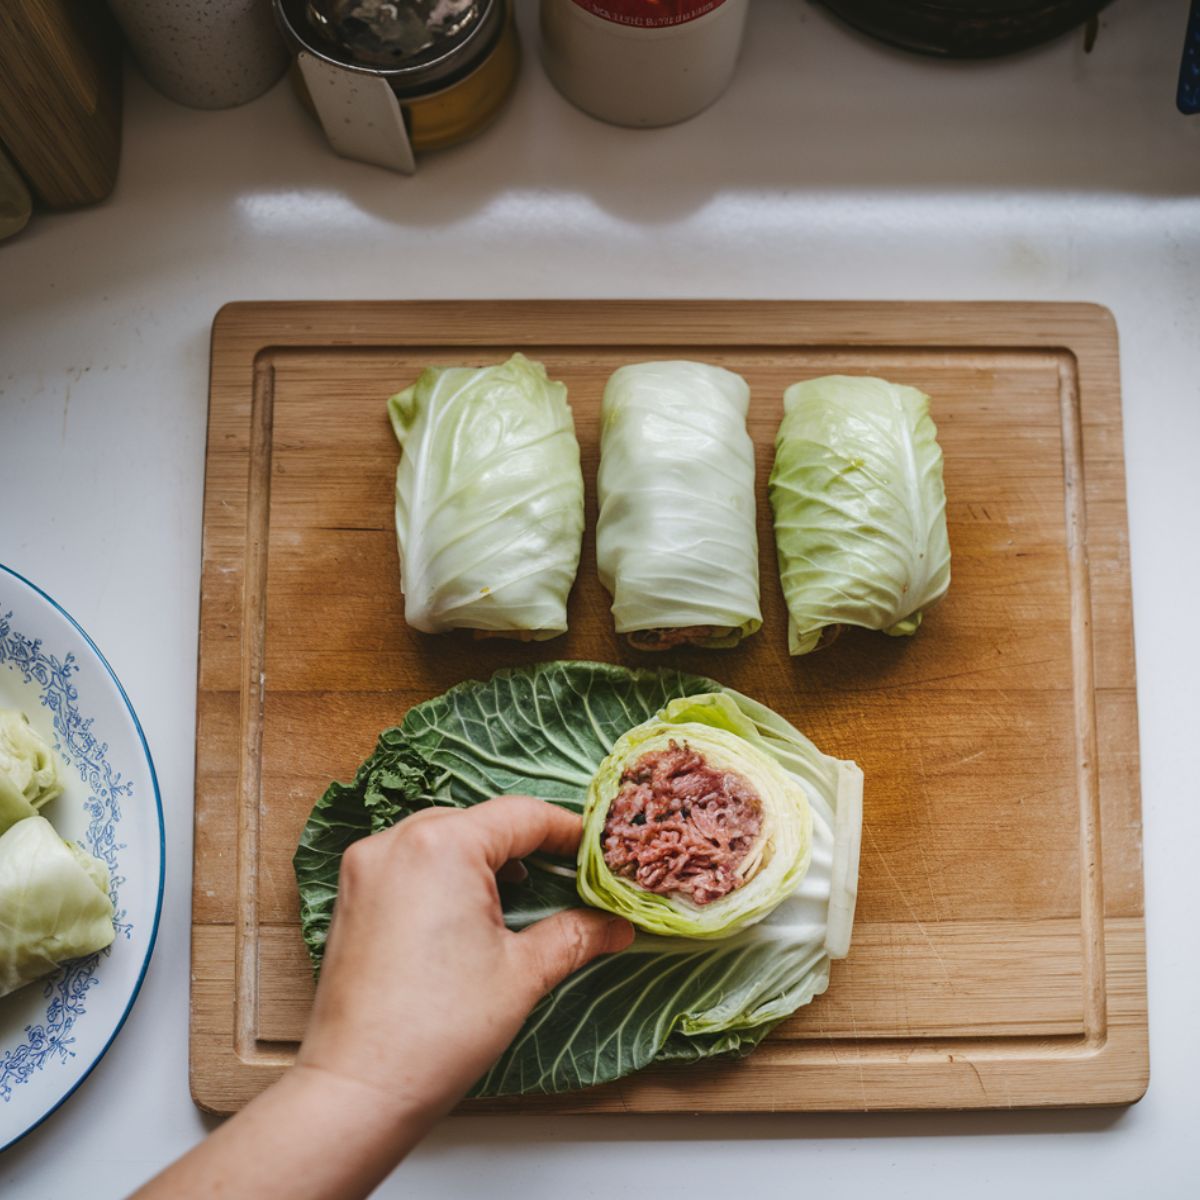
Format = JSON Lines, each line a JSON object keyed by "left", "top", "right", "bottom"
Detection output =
{"left": 601, "top": 740, "right": 763, "bottom": 906}
{"left": 627, "top": 626, "right": 725, "bottom": 651}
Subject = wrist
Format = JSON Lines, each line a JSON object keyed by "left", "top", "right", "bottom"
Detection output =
{"left": 275, "top": 1063, "right": 435, "bottom": 1165}
{"left": 131, "top": 1060, "right": 435, "bottom": 1200}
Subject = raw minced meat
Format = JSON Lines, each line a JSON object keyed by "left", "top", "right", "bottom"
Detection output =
{"left": 601, "top": 740, "right": 762, "bottom": 905}
{"left": 627, "top": 626, "right": 724, "bottom": 651}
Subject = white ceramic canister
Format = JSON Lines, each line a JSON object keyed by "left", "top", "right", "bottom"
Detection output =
{"left": 108, "top": 0, "right": 289, "bottom": 109}
{"left": 540, "top": 0, "right": 749, "bottom": 128}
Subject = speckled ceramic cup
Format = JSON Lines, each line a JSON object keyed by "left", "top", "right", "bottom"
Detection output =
{"left": 108, "top": 0, "right": 289, "bottom": 109}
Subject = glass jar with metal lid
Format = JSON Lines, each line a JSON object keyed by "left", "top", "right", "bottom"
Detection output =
{"left": 273, "top": 0, "right": 519, "bottom": 172}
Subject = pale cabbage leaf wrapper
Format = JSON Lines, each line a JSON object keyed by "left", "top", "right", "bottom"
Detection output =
{"left": 769, "top": 374, "right": 951, "bottom": 654}
{"left": 0, "top": 815, "right": 116, "bottom": 998}
{"left": 0, "top": 708, "right": 62, "bottom": 835}
{"left": 294, "top": 662, "right": 862, "bottom": 1095}
{"left": 388, "top": 353, "right": 584, "bottom": 640}
{"left": 596, "top": 362, "right": 762, "bottom": 648}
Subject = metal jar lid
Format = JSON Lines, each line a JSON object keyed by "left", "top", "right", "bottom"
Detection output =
{"left": 273, "top": 0, "right": 506, "bottom": 100}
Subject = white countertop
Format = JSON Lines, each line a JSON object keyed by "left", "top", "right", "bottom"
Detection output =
{"left": 2, "top": 0, "right": 1198, "bottom": 1195}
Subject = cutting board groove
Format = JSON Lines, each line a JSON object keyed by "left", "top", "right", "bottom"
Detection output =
{"left": 192, "top": 301, "right": 1146, "bottom": 1114}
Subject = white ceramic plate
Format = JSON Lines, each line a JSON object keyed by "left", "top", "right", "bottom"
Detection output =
{"left": 0, "top": 564, "right": 164, "bottom": 1151}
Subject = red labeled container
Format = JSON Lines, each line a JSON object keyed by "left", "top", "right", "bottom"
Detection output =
{"left": 540, "top": 0, "right": 750, "bottom": 127}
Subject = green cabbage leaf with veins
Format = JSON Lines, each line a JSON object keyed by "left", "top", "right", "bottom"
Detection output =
{"left": 387, "top": 353, "right": 584, "bottom": 640}
{"left": 294, "top": 661, "right": 862, "bottom": 1096}
{"left": 769, "top": 375, "right": 951, "bottom": 655}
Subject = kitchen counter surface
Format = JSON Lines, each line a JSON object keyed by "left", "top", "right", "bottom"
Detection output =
{"left": 1, "top": 1, "right": 1198, "bottom": 1195}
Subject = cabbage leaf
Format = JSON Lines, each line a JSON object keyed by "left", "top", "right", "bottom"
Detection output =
{"left": 388, "top": 353, "right": 585, "bottom": 639}
{"left": 596, "top": 362, "right": 762, "bottom": 648}
{"left": 294, "top": 661, "right": 862, "bottom": 1095}
{"left": 769, "top": 375, "right": 951, "bottom": 654}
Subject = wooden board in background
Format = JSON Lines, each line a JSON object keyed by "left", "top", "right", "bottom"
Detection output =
{"left": 0, "top": 1, "right": 122, "bottom": 208}
{"left": 192, "top": 301, "right": 1146, "bottom": 1114}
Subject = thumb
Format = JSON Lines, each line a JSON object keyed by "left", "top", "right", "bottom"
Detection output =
{"left": 516, "top": 908, "right": 635, "bottom": 998}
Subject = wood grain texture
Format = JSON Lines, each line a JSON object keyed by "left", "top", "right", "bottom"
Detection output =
{"left": 0, "top": 0, "right": 122, "bottom": 208}
{"left": 192, "top": 301, "right": 1147, "bottom": 1114}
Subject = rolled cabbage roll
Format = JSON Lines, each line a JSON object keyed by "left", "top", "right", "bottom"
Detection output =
{"left": 0, "top": 709, "right": 62, "bottom": 835}
{"left": 387, "top": 353, "right": 585, "bottom": 640}
{"left": 769, "top": 375, "right": 951, "bottom": 655}
{"left": 0, "top": 816, "right": 116, "bottom": 998}
{"left": 596, "top": 362, "right": 762, "bottom": 650}
{"left": 577, "top": 691, "right": 862, "bottom": 941}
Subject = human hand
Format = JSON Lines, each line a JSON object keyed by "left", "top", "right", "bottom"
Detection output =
{"left": 130, "top": 798, "right": 632, "bottom": 1200}
{"left": 295, "top": 795, "right": 635, "bottom": 1131}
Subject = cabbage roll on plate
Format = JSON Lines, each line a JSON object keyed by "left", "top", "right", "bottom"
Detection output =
{"left": 597, "top": 361, "right": 762, "bottom": 650}
{"left": 0, "top": 712, "right": 115, "bottom": 999}
{"left": 0, "top": 816, "right": 116, "bottom": 999}
{"left": 0, "top": 708, "right": 62, "bottom": 835}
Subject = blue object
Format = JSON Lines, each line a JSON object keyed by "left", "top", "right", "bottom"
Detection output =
{"left": 0, "top": 563, "right": 165, "bottom": 1153}
{"left": 1180, "top": 0, "right": 1200, "bottom": 114}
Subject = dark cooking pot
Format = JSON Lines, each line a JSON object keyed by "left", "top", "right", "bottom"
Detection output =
{"left": 816, "top": 0, "right": 1114, "bottom": 58}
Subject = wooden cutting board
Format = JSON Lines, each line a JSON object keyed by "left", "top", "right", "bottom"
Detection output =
{"left": 192, "top": 301, "right": 1147, "bottom": 1114}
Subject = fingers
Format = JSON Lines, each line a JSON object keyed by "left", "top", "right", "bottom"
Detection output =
{"left": 360, "top": 796, "right": 580, "bottom": 874}
{"left": 514, "top": 908, "right": 635, "bottom": 997}
{"left": 459, "top": 795, "right": 585, "bottom": 870}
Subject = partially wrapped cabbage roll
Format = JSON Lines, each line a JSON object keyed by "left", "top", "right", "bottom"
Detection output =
{"left": 596, "top": 361, "right": 762, "bottom": 650}
{"left": 577, "top": 691, "right": 862, "bottom": 941}
{"left": 0, "top": 709, "right": 62, "bottom": 835}
{"left": 770, "top": 375, "right": 951, "bottom": 655}
{"left": 0, "top": 816, "right": 116, "bottom": 998}
{"left": 387, "top": 353, "right": 585, "bottom": 640}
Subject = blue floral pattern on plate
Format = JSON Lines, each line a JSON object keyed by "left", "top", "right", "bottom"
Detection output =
{"left": 0, "top": 565, "right": 163, "bottom": 1151}
{"left": 0, "top": 614, "right": 133, "bottom": 1100}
